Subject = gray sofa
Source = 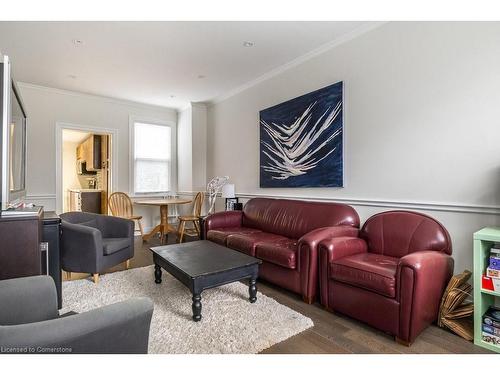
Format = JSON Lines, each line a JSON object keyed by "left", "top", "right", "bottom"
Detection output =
{"left": 60, "top": 212, "right": 134, "bottom": 283}
{"left": 0, "top": 276, "right": 154, "bottom": 354}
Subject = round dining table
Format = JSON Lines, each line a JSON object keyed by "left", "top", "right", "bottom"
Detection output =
{"left": 134, "top": 198, "right": 192, "bottom": 244}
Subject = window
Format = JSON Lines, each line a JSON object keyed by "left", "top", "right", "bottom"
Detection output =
{"left": 131, "top": 121, "right": 172, "bottom": 194}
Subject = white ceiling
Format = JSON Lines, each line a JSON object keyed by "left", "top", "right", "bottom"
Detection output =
{"left": 0, "top": 21, "right": 371, "bottom": 109}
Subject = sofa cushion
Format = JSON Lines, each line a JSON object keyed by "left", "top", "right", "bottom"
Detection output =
{"left": 102, "top": 237, "right": 130, "bottom": 256}
{"left": 256, "top": 239, "right": 298, "bottom": 269}
{"left": 330, "top": 253, "right": 398, "bottom": 298}
{"left": 226, "top": 232, "right": 288, "bottom": 257}
{"left": 207, "top": 227, "right": 262, "bottom": 246}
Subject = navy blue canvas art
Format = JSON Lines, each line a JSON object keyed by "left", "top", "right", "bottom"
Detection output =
{"left": 259, "top": 81, "right": 343, "bottom": 188}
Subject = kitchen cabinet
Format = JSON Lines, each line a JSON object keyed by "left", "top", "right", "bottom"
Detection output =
{"left": 76, "top": 143, "right": 83, "bottom": 160}
{"left": 76, "top": 135, "right": 101, "bottom": 170}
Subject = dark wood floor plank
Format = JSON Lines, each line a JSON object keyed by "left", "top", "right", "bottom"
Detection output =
{"left": 261, "top": 329, "right": 350, "bottom": 354}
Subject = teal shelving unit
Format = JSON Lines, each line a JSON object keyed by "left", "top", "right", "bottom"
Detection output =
{"left": 473, "top": 227, "right": 500, "bottom": 353}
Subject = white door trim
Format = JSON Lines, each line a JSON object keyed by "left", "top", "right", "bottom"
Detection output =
{"left": 55, "top": 122, "right": 119, "bottom": 214}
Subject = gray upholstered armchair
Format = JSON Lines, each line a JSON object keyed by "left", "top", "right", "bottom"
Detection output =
{"left": 60, "top": 212, "right": 134, "bottom": 283}
{"left": 0, "top": 276, "right": 154, "bottom": 354}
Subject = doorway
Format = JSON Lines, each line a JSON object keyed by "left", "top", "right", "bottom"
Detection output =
{"left": 55, "top": 123, "right": 118, "bottom": 214}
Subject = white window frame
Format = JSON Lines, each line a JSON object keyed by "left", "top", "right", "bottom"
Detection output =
{"left": 129, "top": 116, "right": 177, "bottom": 197}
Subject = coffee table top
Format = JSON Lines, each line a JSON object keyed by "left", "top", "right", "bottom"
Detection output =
{"left": 150, "top": 240, "right": 261, "bottom": 278}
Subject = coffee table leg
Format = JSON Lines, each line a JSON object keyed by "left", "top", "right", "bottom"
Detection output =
{"left": 249, "top": 278, "right": 257, "bottom": 303}
{"left": 154, "top": 264, "right": 162, "bottom": 284}
{"left": 192, "top": 293, "right": 202, "bottom": 322}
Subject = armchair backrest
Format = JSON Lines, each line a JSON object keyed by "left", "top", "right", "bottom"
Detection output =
{"left": 360, "top": 210, "right": 452, "bottom": 258}
{"left": 242, "top": 198, "right": 360, "bottom": 239}
{"left": 60, "top": 211, "right": 102, "bottom": 226}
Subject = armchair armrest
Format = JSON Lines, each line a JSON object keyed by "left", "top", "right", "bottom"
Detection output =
{"left": 97, "top": 215, "right": 134, "bottom": 239}
{"left": 0, "top": 276, "right": 58, "bottom": 325}
{"left": 318, "top": 237, "right": 368, "bottom": 306}
{"left": 296, "top": 226, "right": 359, "bottom": 303}
{"left": 204, "top": 210, "right": 243, "bottom": 232}
{"left": 61, "top": 221, "right": 102, "bottom": 272}
{"left": 318, "top": 236, "right": 367, "bottom": 263}
{"left": 0, "top": 297, "right": 154, "bottom": 354}
{"left": 397, "top": 251, "right": 454, "bottom": 343}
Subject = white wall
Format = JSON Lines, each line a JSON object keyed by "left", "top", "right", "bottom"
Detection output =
{"left": 191, "top": 104, "right": 208, "bottom": 192}
{"left": 176, "top": 103, "right": 209, "bottom": 217}
{"left": 207, "top": 22, "right": 500, "bottom": 274}
{"left": 177, "top": 107, "right": 193, "bottom": 192}
{"left": 20, "top": 84, "right": 177, "bottom": 230}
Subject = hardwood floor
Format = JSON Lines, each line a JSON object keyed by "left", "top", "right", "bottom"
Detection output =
{"left": 63, "top": 234, "right": 490, "bottom": 354}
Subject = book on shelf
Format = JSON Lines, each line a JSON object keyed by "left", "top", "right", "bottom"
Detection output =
{"left": 483, "top": 306, "right": 500, "bottom": 328}
{"left": 483, "top": 323, "right": 500, "bottom": 337}
{"left": 482, "top": 332, "right": 500, "bottom": 346}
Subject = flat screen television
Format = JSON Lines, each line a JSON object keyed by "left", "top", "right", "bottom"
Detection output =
{"left": 0, "top": 55, "right": 28, "bottom": 211}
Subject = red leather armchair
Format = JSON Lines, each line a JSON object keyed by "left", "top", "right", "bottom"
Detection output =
{"left": 319, "top": 210, "right": 453, "bottom": 345}
{"left": 205, "top": 198, "right": 360, "bottom": 303}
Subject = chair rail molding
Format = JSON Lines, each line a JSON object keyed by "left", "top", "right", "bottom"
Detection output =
{"left": 218, "top": 192, "right": 500, "bottom": 215}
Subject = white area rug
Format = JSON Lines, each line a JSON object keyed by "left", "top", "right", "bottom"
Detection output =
{"left": 62, "top": 265, "right": 313, "bottom": 353}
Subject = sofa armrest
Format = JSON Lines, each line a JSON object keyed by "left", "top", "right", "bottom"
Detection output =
{"left": 0, "top": 297, "right": 154, "bottom": 354}
{"left": 0, "top": 276, "right": 59, "bottom": 326}
{"left": 61, "top": 221, "right": 102, "bottom": 272}
{"left": 98, "top": 215, "right": 134, "bottom": 239}
{"left": 296, "top": 226, "right": 360, "bottom": 303}
{"left": 397, "top": 251, "right": 454, "bottom": 343}
{"left": 318, "top": 237, "right": 368, "bottom": 307}
{"left": 299, "top": 226, "right": 359, "bottom": 247}
{"left": 205, "top": 211, "right": 243, "bottom": 232}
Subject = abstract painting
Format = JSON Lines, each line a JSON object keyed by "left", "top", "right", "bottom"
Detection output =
{"left": 259, "top": 81, "right": 343, "bottom": 188}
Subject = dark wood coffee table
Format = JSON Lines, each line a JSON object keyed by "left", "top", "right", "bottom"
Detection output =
{"left": 150, "top": 240, "right": 262, "bottom": 322}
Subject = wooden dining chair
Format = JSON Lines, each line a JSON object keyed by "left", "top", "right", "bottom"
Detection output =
{"left": 108, "top": 192, "right": 144, "bottom": 237}
{"left": 177, "top": 192, "right": 204, "bottom": 243}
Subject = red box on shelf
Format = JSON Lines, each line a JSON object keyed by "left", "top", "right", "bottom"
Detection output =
{"left": 482, "top": 275, "right": 500, "bottom": 291}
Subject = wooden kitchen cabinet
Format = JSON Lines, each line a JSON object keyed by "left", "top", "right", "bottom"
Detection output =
{"left": 76, "top": 135, "right": 102, "bottom": 170}
{"left": 76, "top": 143, "right": 84, "bottom": 160}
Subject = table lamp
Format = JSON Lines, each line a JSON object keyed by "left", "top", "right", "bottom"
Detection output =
{"left": 221, "top": 184, "right": 237, "bottom": 210}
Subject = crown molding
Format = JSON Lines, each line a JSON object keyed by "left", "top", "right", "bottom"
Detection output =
{"left": 16, "top": 82, "right": 178, "bottom": 114}
{"left": 177, "top": 101, "right": 209, "bottom": 114}
{"left": 208, "top": 22, "right": 387, "bottom": 106}
{"left": 178, "top": 104, "right": 192, "bottom": 113}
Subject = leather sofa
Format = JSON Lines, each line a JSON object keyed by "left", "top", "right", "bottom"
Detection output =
{"left": 318, "top": 210, "right": 453, "bottom": 345}
{"left": 205, "top": 198, "right": 360, "bottom": 303}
